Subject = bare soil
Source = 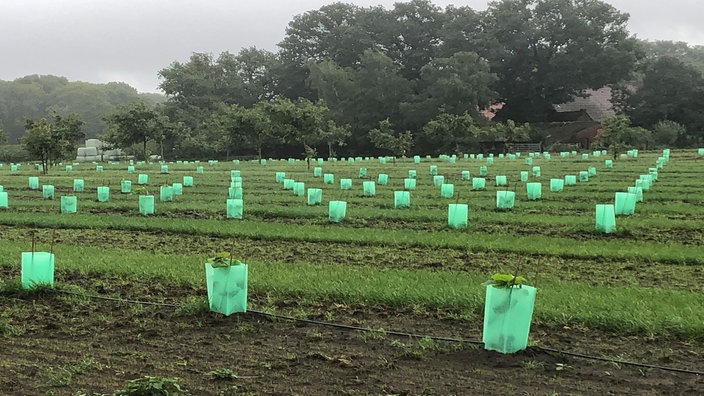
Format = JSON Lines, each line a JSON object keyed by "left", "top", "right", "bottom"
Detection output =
{"left": 1, "top": 269, "right": 702, "bottom": 396}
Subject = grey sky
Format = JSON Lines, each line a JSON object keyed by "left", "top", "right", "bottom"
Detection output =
{"left": 1, "top": 0, "right": 702, "bottom": 93}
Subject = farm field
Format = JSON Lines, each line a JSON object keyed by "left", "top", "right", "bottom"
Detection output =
{"left": 1, "top": 150, "right": 704, "bottom": 395}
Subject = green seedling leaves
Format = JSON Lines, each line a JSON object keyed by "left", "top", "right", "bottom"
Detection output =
{"left": 485, "top": 273, "right": 528, "bottom": 288}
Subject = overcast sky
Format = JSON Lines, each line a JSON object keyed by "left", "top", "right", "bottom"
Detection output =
{"left": 1, "top": 0, "right": 702, "bottom": 93}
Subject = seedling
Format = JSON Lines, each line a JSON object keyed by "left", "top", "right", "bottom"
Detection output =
{"left": 485, "top": 273, "right": 528, "bottom": 288}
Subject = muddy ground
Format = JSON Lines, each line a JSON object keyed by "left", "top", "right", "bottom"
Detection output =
{"left": 1, "top": 269, "right": 702, "bottom": 396}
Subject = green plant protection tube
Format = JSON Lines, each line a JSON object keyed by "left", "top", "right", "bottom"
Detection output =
{"left": 483, "top": 285, "right": 536, "bottom": 354}
{"left": 596, "top": 204, "right": 616, "bottom": 233}
{"left": 449, "top": 156, "right": 456, "bottom": 164}
{"left": 433, "top": 175, "right": 445, "bottom": 187}
{"left": 160, "top": 186, "right": 174, "bottom": 202}
{"left": 29, "top": 177, "right": 39, "bottom": 190}
{"left": 205, "top": 262, "right": 248, "bottom": 315}
{"left": 627, "top": 186, "right": 643, "bottom": 202}
{"left": 579, "top": 171, "right": 589, "bottom": 182}
{"left": 121, "top": 180, "right": 132, "bottom": 194}
{"left": 317, "top": 158, "right": 324, "bottom": 164}
{"left": 66, "top": 165, "right": 72, "bottom": 173}
{"left": 293, "top": 182, "right": 305, "bottom": 196}
{"left": 430, "top": 165, "right": 438, "bottom": 176}
{"left": 313, "top": 167, "right": 322, "bottom": 177}
{"left": 564, "top": 175, "right": 577, "bottom": 186}
{"left": 588, "top": 167, "right": 597, "bottom": 177}
{"left": 0, "top": 192, "right": 8, "bottom": 209}
{"left": 183, "top": 176, "right": 194, "bottom": 187}
{"left": 379, "top": 157, "right": 387, "bottom": 164}
{"left": 340, "top": 178, "right": 352, "bottom": 190}
{"left": 496, "top": 190, "right": 515, "bottom": 209}
{"left": 160, "top": 164, "right": 168, "bottom": 174}
{"left": 472, "top": 177, "right": 486, "bottom": 190}
{"left": 323, "top": 173, "right": 334, "bottom": 184}
{"left": 226, "top": 198, "right": 243, "bottom": 219}
{"left": 307, "top": 188, "right": 322, "bottom": 206}
{"left": 531, "top": 166, "right": 540, "bottom": 177}
{"left": 582, "top": 153, "right": 589, "bottom": 160}
{"left": 275, "top": 172, "right": 286, "bottom": 183}
{"left": 358, "top": 168, "right": 367, "bottom": 178}
{"left": 404, "top": 178, "right": 416, "bottom": 190}
{"left": 524, "top": 157, "right": 532, "bottom": 166}
{"left": 0, "top": 185, "right": 3, "bottom": 193}
{"left": 486, "top": 157, "right": 494, "bottom": 165}
{"left": 447, "top": 203, "right": 468, "bottom": 229}
{"left": 394, "top": 191, "right": 410, "bottom": 208}
{"left": 172, "top": 183, "right": 183, "bottom": 195}
{"left": 347, "top": 158, "right": 354, "bottom": 163}
{"left": 196, "top": 166, "right": 204, "bottom": 174}
{"left": 363, "top": 181, "right": 376, "bottom": 197}
{"left": 408, "top": 170, "right": 417, "bottom": 179}
{"left": 228, "top": 187, "right": 243, "bottom": 200}
{"left": 519, "top": 171, "right": 528, "bottom": 182}
{"left": 138, "top": 174, "right": 149, "bottom": 185}
{"left": 288, "top": 158, "right": 295, "bottom": 164}
{"left": 127, "top": 165, "right": 135, "bottom": 174}
{"left": 479, "top": 166, "right": 488, "bottom": 176}
{"left": 440, "top": 183, "right": 454, "bottom": 198}
{"left": 96, "top": 165, "right": 103, "bottom": 172}
{"left": 699, "top": 148, "right": 704, "bottom": 156}
{"left": 377, "top": 174, "right": 389, "bottom": 185}
{"left": 260, "top": 159, "right": 267, "bottom": 165}
{"left": 495, "top": 175, "right": 507, "bottom": 186}
{"left": 526, "top": 182, "right": 541, "bottom": 200}
{"left": 605, "top": 160, "right": 613, "bottom": 169}
{"left": 549, "top": 178, "right": 564, "bottom": 192}
{"left": 11, "top": 165, "right": 18, "bottom": 172}
{"left": 499, "top": 153, "right": 504, "bottom": 159}
{"left": 648, "top": 168, "right": 658, "bottom": 181}
{"left": 230, "top": 170, "right": 241, "bottom": 179}
{"left": 97, "top": 186, "right": 110, "bottom": 202}
{"left": 21, "top": 252, "right": 55, "bottom": 289}
{"left": 42, "top": 185, "right": 55, "bottom": 200}
{"left": 413, "top": 155, "right": 421, "bottom": 164}
{"left": 543, "top": 153, "right": 551, "bottom": 160}
{"left": 328, "top": 200, "right": 347, "bottom": 223}
{"left": 461, "top": 170, "right": 470, "bottom": 181}
{"left": 477, "top": 153, "right": 484, "bottom": 160}
{"left": 139, "top": 195, "right": 155, "bottom": 215}
{"left": 60, "top": 196, "right": 77, "bottom": 213}
{"left": 614, "top": 192, "right": 636, "bottom": 215}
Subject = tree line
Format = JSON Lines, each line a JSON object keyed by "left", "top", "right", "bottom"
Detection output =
{"left": 4, "top": 0, "right": 704, "bottom": 165}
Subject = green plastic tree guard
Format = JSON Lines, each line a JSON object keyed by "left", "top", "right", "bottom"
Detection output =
{"left": 228, "top": 187, "right": 243, "bottom": 199}
{"left": 66, "top": 165, "right": 72, "bottom": 173}
{"left": 404, "top": 178, "right": 416, "bottom": 190}
{"left": 495, "top": 176, "right": 507, "bottom": 186}
{"left": 21, "top": 252, "right": 55, "bottom": 289}
{"left": 172, "top": 183, "right": 183, "bottom": 195}
{"left": 486, "top": 157, "right": 494, "bottom": 165}
{"left": 447, "top": 204, "right": 468, "bottom": 229}
{"left": 230, "top": 170, "right": 241, "bottom": 179}
{"left": 461, "top": 171, "right": 470, "bottom": 181}
{"left": 293, "top": 182, "right": 305, "bottom": 196}
{"left": 430, "top": 165, "right": 438, "bottom": 176}
{"left": 496, "top": 191, "right": 515, "bottom": 209}
{"left": 582, "top": 153, "right": 589, "bottom": 160}
{"left": 183, "top": 176, "right": 194, "bottom": 187}
{"left": 433, "top": 175, "right": 445, "bottom": 187}
{"left": 260, "top": 159, "right": 267, "bottom": 165}
{"left": 483, "top": 285, "right": 536, "bottom": 354}
{"left": 363, "top": 181, "right": 376, "bottom": 197}
{"left": 596, "top": 204, "right": 616, "bottom": 233}
{"left": 520, "top": 171, "right": 529, "bottom": 182}
{"left": 394, "top": 191, "right": 410, "bottom": 208}
{"left": 648, "top": 168, "right": 658, "bottom": 181}
{"left": 550, "top": 179, "right": 564, "bottom": 192}
{"left": 628, "top": 186, "right": 643, "bottom": 202}
{"left": 588, "top": 167, "right": 597, "bottom": 177}
{"left": 95, "top": 165, "right": 103, "bottom": 172}
{"left": 340, "top": 178, "right": 352, "bottom": 190}
{"left": 440, "top": 183, "right": 454, "bottom": 198}
{"left": 614, "top": 192, "right": 637, "bottom": 215}
{"left": 524, "top": 157, "right": 532, "bottom": 166}
{"left": 29, "top": 177, "right": 39, "bottom": 190}
{"left": 408, "top": 170, "right": 417, "bottom": 179}
{"left": 196, "top": 166, "right": 204, "bottom": 174}
{"left": 282, "top": 179, "right": 294, "bottom": 190}
{"left": 160, "top": 186, "right": 174, "bottom": 202}
{"left": 564, "top": 175, "right": 577, "bottom": 186}
{"left": 472, "top": 178, "right": 486, "bottom": 190}
{"left": 226, "top": 198, "right": 243, "bottom": 219}
{"left": 329, "top": 201, "right": 347, "bottom": 223}
{"left": 159, "top": 164, "right": 168, "bottom": 174}
{"left": 60, "top": 196, "right": 77, "bottom": 213}
{"left": 377, "top": 174, "right": 389, "bottom": 185}
{"left": 205, "top": 262, "right": 248, "bottom": 315}
{"left": 531, "top": 166, "right": 541, "bottom": 177}
{"left": 413, "top": 155, "right": 421, "bottom": 164}
{"left": 97, "top": 186, "right": 110, "bottom": 202}
{"left": 313, "top": 167, "right": 322, "bottom": 177}
{"left": 42, "top": 185, "right": 55, "bottom": 200}
{"left": 127, "top": 165, "right": 136, "bottom": 174}
{"left": 0, "top": 192, "right": 8, "bottom": 208}
{"left": 358, "top": 168, "right": 367, "bottom": 178}
{"left": 479, "top": 166, "right": 488, "bottom": 176}
{"left": 138, "top": 174, "right": 149, "bottom": 185}
{"left": 139, "top": 195, "right": 155, "bottom": 215}
{"left": 636, "top": 177, "right": 651, "bottom": 191}
{"left": 526, "top": 182, "right": 542, "bottom": 200}
{"left": 11, "top": 165, "right": 18, "bottom": 172}
{"left": 275, "top": 172, "right": 286, "bottom": 183}
{"left": 579, "top": 171, "right": 589, "bottom": 182}
{"left": 699, "top": 148, "right": 704, "bottom": 156}
{"left": 323, "top": 173, "right": 334, "bottom": 184}
{"left": 605, "top": 160, "right": 613, "bottom": 169}
{"left": 121, "top": 180, "right": 132, "bottom": 194}
{"left": 0, "top": 185, "right": 3, "bottom": 193}
{"left": 477, "top": 154, "right": 484, "bottom": 160}
{"left": 307, "top": 188, "right": 322, "bottom": 206}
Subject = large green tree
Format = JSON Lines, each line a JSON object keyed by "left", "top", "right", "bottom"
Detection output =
{"left": 23, "top": 112, "right": 84, "bottom": 173}
{"left": 103, "top": 102, "right": 169, "bottom": 161}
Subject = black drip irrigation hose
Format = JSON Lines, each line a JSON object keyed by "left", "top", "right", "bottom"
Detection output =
{"left": 37, "top": 289, "right": 704, "bottom": 376}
